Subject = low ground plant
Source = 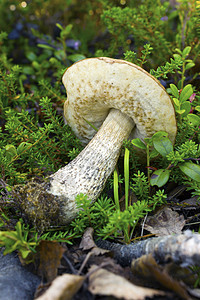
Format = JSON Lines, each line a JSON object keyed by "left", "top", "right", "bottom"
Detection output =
{"left": 0, "top": 0, "right": 200, "bottom": 258}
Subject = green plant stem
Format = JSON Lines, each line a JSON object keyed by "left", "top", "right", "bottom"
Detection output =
{"left": 123, "top": 225, "right": 130, "bottom": 244}
{"left": 180, "top": 62, "right": 186, "bottom": 90}
{"left": 146, "top": 143, "right": 151, "bottom": 184}
{"left": 124, "top": 147, "right": 130, "bottom": 210}
{"left": 113, "top": 169, "right": 120, "bottom": 211}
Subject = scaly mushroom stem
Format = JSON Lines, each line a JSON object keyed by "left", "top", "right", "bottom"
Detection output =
{"left": 14, "top": 109, "right": 134, "bottom": 229}
{"left": 49, "top": 108, "right": 135, "bottom": 222}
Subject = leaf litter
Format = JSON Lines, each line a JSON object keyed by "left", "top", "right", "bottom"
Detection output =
{"left": 12, "top": 183, "right": 200, "bottom": 300}
{"left": 31, "top": 221, "right": 200, "bottom": 300}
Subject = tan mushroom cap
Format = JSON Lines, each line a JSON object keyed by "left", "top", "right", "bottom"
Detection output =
{"left": 62, "top": 57, "right": 177, "bottom": 145}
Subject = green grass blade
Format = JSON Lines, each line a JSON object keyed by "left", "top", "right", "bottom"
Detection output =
{"left": 124, "top": 148, "right": 130, "bottom": 210}
{"left": 113, "top": 169, "right": 120, "bottom": 210}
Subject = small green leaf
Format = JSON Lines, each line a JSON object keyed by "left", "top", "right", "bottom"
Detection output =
{"left": 176, "top": 109, "right": 186, "bottom": 114}
{"left": 179, "top": 162, "right": 200, "bottom": 182}
{"left": 38, "top": 44, "right": 55, "bottom": 51}
{"left": 172, "top": 97, "right": 180, "bottom": 107}
{"left": 180, "top": 101, "right": 192, "bottom": 117}
{"left": 179, "top": 84, "right": 193, "bottom": 102}
{"left": 175, "top": 48, "right": 182, "bottom": 55}
{"left": 173, "top": 53, "right": 181, "bottom": 60}
{"left": 21, "top": 249, "right": 31, "bottom": 259}
{"left": 150, "top": 169, "right": 170, "bottom": 187}
{"left": 17, "top": 142, "right": 32, "bottom": 155}
{"left": 152, "top": 137, "right": 173, "bottom": 157}
{"left": 5, "top": 145, "right": 17, "bottom": 161}
{"left": 132, "top": 138, "right": 146, "bottom": 150}
{"left": 26, "top": 52, "right": 37, "bottom": 62}
{"left": 152, "top": 131, "right": 168, "bottom": 139}
{"left": 182, "top": 46, "right": 191, "bottom": 58}
{"left": 170, "top": 84, "right": 179, "bottom": 98}
{"left": 16, "top": 221, "right": 23, "bottom": 241}
{"left": 22, "top": 66, "right": 34, "bottom": 75}
{"left": 185, "top": 62, "right": 195, "bottom": 70}
{"left": 187, "top": 114, "right": 200, "bottom": 126}
{"left": 68, "top": 54, "right": 86, "bottom": 62}
{"left": 56, "top": 23, "right": 64, "bottom": 30}
{"left": 60, "top": 24, "right": 73, "bottom": 39}
{"left": 195, "top": 106, "right": 200, "bottom": 112}
{"left": 32, "top": 61, "right": 40, "bottom": 70}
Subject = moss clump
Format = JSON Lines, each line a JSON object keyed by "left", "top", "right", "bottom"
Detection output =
{"left": 12, "top": 178, "right": 63, "bottom": 231}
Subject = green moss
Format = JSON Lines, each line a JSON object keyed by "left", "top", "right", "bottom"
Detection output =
{"left": 12, "top": 178, "right": 63, "bottom": 231}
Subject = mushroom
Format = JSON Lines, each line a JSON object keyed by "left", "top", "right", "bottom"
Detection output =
{"left": 14, "top": 57, "right": 177, "bottom": 229}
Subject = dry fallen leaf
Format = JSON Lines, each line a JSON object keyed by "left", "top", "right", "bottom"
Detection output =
{"left": 78, "top": 227, "right": 110, "bottom": 275}
{"left": 37, "top": 240, "right": 65, "bottom": 282}
{"left": 144, "top": 207, "right": 185, "bottom": 236}
{"left": 131, "top": 254, "right": 191, "bottom": 300}
{"left": 88, "top": 265, "right": 165, "bottom": 300}
{"left": 79, "top": 227, "right": 96, "bottom": 250}
{"left": 35, "top": 273, "right": 85, "bottom": 300}
{"left": 79, "top": 227, "right": 110, "bottom": 255}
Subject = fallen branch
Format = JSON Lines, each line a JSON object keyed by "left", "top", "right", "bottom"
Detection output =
{"left": 95, "top": 230, "right": 200, "bottom": 267}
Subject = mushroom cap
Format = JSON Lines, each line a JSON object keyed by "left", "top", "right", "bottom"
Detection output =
{"left": 62, "top": 57, "right": 177, "bottom": 145}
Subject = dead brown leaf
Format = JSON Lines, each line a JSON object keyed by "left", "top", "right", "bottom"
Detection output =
{"left": 79, "top": 227, "right": 96, "bottom": 250}
{"left": 35, "top": 273, "right": 85, "bottom": 300}
{"left": 88, "top": 265, "right": 165, "bottom": 300}
{"left": 79, "top": 227, "right": 110, "bottom": 255}
{"left": 37, "top": 240, "right": 65, "bottom": 282}
{"left": 131, "top": 254, "right": 191, "bottom": 300}
{"left": 144, "top": 207, "right": 185, "bottom": 236}
{"left": 77, "top": 228, "right": 111, "bottom": 275}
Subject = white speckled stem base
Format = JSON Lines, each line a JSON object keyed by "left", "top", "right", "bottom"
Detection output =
{"left": 49, "top": 108, "right": 135, "bottom": 223}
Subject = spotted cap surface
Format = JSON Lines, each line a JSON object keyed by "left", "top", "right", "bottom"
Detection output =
{"left": 62, "top": 57, "right": 177, "bottom": 145}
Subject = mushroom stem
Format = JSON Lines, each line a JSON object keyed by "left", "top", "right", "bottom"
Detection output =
{"left": 14, "top": 108, "right": 134, "bottom": 228}
{"left": 49, "top": 108, "right": 135, "bottom": 223}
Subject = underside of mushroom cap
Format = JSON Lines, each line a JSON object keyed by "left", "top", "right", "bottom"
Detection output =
{"left": 62, "top": 57, "right": 177, "bottom": 145}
